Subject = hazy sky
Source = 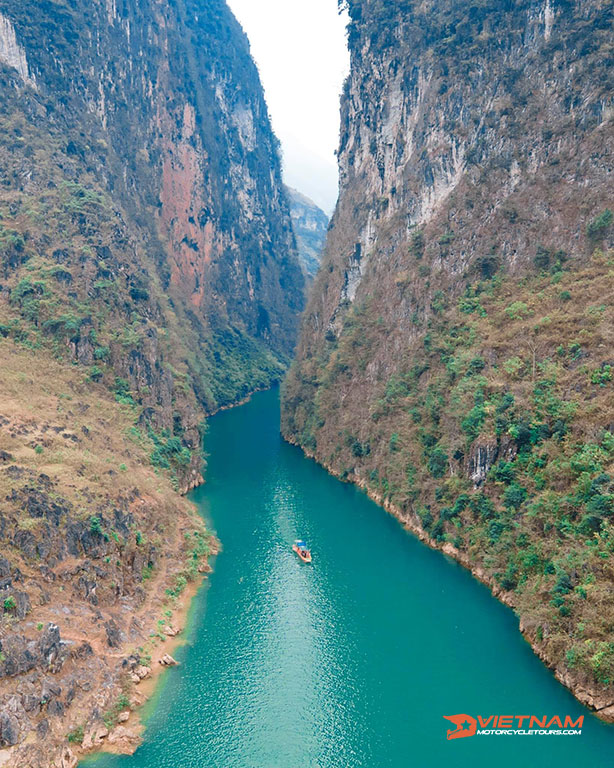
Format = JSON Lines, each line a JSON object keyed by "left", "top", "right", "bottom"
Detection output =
{"left": 226, "top": 0, "right": 350, "bottom": 214}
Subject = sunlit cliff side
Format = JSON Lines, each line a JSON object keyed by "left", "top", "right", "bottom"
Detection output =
{"left": 284, "top": 0, "right": 614, "bottom": 716}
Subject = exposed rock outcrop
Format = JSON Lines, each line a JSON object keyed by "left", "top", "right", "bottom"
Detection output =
{"left": 0, "top": 12, "right": 34, "bottom": 86}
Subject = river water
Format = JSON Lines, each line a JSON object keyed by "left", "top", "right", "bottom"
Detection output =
{"left": 83, "top": 388, "right": 614, "bottom": 768}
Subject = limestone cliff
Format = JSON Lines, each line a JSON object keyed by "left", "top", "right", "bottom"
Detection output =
{"left": 0, "top": 1, "right": 303, "bottom": 764}
{"left": 284, "top": 0, "right": 614, "bottom": 715}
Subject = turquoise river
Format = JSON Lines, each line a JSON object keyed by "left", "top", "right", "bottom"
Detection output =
{"left": 83, "top": 388, "right": 614, "bottom": 768}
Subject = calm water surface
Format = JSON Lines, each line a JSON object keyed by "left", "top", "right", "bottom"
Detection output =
{"left": 83, "top": 388, "right": 614, "bottom": 768}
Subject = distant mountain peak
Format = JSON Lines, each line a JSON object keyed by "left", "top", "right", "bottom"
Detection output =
{"left": 286, "top": 186, "right": 329, "bottom": 280}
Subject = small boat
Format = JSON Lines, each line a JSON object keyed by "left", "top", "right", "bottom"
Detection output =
{"left": 293, "top": 540, "right": 312, "bottom": 564}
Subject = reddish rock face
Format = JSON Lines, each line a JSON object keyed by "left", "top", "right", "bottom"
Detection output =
{"left": 128, "top": 3, "right": 305, "bottom": 363}
{"left": 159, "top": 102, "right": 216, "bottom": 306}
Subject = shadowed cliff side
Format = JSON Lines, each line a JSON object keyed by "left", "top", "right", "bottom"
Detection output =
{"left": 0, "top": 1, "right": 303, "bottom": 765}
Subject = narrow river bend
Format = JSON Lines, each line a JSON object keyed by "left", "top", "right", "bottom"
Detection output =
{"left": 84, "top": 388, "right": 614, "bottom": 768}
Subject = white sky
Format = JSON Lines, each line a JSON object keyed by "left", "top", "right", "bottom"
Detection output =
{"left": 226, "top": 0, "right": 350, "bottom": 214}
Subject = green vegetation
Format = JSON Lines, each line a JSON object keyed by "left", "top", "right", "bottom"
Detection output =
{"left": 103, "top": 694, "right": 130, "bottom": 729}
{"left": 149, "top": 429, "right": 192, "bottom": 471}
{"left": 164, "top": 530, "right": 211, "bottom": 597}
{"left": 184, "top": 529, "right": 211, "bottom": 580}
{"left": 165, "top": 575, "right": 188, "bottom": 599}
{"left": 67, "top": 725, "right": 84, "bottom": 744}
{"left": 411, "top": 230, "right": 424, "bottom": 259}
{"left": 141, "top": 564, "right": 154, "bottom": 582}
{"left": 587, "top": 209, "right": 613, "bottom": 238}
{"left": 90, "top": 516, "right": 103, "bottom": 535}
{"left": 3, "top": 596, "right": 16, "bottom": 612}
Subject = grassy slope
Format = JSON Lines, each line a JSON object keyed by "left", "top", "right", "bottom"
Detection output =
{"left": 0, "top": 338, "right": 216, "bottom": 757}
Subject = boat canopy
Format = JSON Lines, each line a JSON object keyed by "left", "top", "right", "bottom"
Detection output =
{"left": 295, "top": 540, "right": 307, "bottom": 548}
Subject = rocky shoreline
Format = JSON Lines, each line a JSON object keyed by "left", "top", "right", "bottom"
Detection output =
{"left": 47, "top": 549, "right": 214, "bottom": 768}
{"left": 68, "top": 552, "right": 216, "bottom": 767}
{"left": 0, "top": 471, "right": 218, "bottom": 768}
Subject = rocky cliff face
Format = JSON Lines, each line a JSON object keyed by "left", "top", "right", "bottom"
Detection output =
{"left": 0, "top": 1, "right": 303, "bottom": 764}
{"left": 0, "top": 0, "right": 304, "bottom": 418}
{"left": 284, "top": 0, "right": 614, "bottom": 714}
{"left": 286, "top": 187, "right": 329, "bottom": 280}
